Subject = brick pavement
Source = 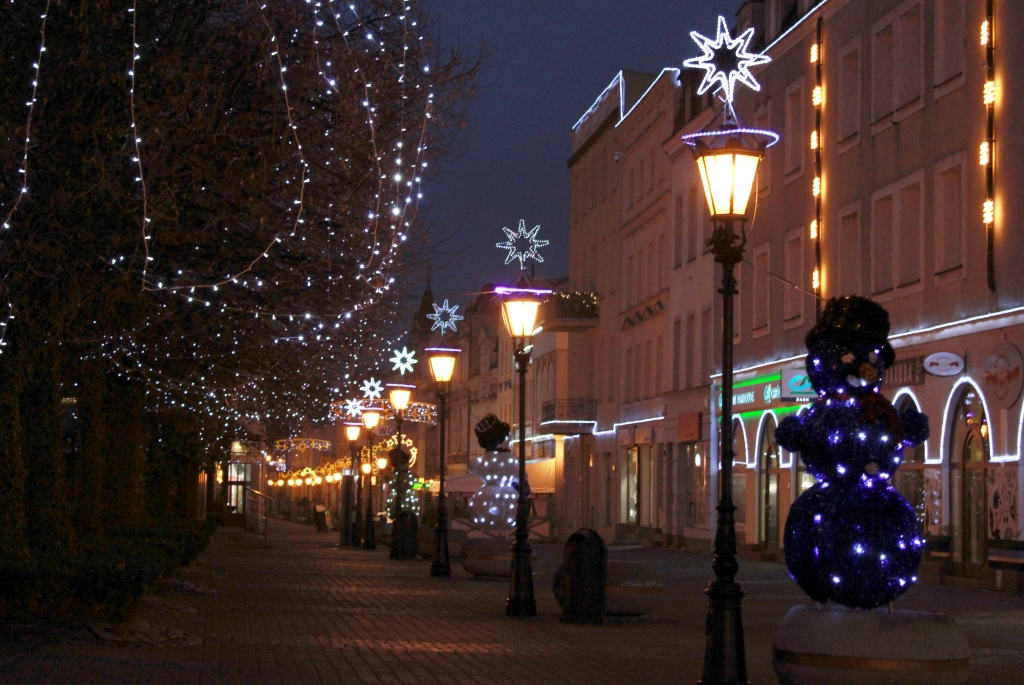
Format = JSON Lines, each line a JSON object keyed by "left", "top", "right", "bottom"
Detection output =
{"left": 2, "top": 520, "right": 1024, "bottom": 684}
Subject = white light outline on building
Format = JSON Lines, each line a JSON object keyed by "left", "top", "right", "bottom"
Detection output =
{"left": 939, "top": 377, "right": 1014, "bottom": 464}
{"left": 614, "top": 68, "right": 681, "bottom": 128}
{"left": 890, "top": 387, "right": 935, "bottom": 464}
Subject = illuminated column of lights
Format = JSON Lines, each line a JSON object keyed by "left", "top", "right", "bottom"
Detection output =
{"left": 810, "top": 17, "right": 824, "bottom": 317}
{"left": 982, "top": 1, "right": 996, "bottom": 291}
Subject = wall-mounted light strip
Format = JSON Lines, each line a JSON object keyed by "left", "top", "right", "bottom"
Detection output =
{"left": 983, "top": 0, "right": 996, "bottom": 292}
{"left": 811, "top": 17, "right": 824, "bottom": 318}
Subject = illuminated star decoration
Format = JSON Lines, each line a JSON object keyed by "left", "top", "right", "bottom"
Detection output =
{"left": 344, "top": 398, "right": 363, "bottom": 418}
{"left": 682, "top": 15, "right": 771, "bottom": 104}
{"left": 361, "top": 378, "right": 383, "bottom": 401}
{"left": 426, "top": 299, "right": 464, "bottom": 335}
{"left": 390, "top": 347, "right": 418, "bottom": 375}
{"left": 496, "top": 219, "right": 549, "bottom": 270}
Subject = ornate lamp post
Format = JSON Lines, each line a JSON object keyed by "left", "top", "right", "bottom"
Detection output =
{"left": 425, "top": 345, "right": 460, "bottom": 577}
{"left": 386, "top": 382, "right": 415, "bottom": 559}
{"left": 343, "top": 422, "right": 362, "bottom": 547}
{"left": 361, "top": 407, "right": 381, "bottom": 549}
{"left": 496, "top": 280, "right": 550, "bottom": 617}
{"left": 681, "top": 17, "right": 777, "bottom": 685}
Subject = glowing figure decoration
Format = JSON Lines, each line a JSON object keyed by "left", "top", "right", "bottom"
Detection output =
{"left": 361, "top": 377, "right": 383, "bottom": 401}
{"left": 343, "top": 398, "right": 363, "bottom": 419}
{"left": 468, "top": 414, "right": 519, "bottom": 534}
{"left": 390, "top": 347, "right": 418, "bottom": 376}
{"left": 426, "top": 298, "right": 464, "bottom": 335}
{"left": 683, "top": 15, "right": 771, "bottom": 104}
{"left": 496, "top": 219, "right": 549, "bottom": 270}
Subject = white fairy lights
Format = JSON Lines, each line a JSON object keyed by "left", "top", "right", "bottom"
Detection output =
{"left": 496, "top": 219, "right": 549, "bottom": 270}
{"left": 389, "top": 346, "right": 418, "bottom": 375}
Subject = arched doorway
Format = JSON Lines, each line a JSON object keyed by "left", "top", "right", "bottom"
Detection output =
{"left": 792, "top": 407, "right": 815, "bottom": 495}
{"left": 949, "top": 386, "right": 990, "bottom": 577}
{"left": 758, "top": 413, "right": 781, "bottom": 548}
{"left": 732, "top": 419, "right": 747, "bottom": 532}
{"left": 893, "top": 394, "right": 927, "bottom": 534}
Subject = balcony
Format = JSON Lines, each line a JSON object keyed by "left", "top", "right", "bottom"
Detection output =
{"left": 537, "top": 292, "right": 598, "bottom": 332}
{"left": 540, "top": 399, "right": 598, "bottom": 435}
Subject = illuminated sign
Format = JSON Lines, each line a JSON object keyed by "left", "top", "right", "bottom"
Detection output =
{"left": 781, "top": 368, "right": 815, "bottom": 402}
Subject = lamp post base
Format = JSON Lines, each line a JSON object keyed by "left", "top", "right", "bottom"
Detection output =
{"left": 506, "top": 537, "right": 536, "bottom": 617}
{"left": 699, "top": 581, "right": 749, "bottom": 685}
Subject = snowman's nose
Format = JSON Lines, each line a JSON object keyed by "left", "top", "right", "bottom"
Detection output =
{"left": 859, "top": 362, "right": 878, "bottom": 383}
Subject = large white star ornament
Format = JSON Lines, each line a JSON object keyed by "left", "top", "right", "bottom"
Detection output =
{"left": 390, "top": 347, "right": 418, "bottom": 375}
{"left": 361, "top": 378, "right": 383, "bottom": 400}
{"left": 427, "top": 299, "right": 464, "bottom": 335}
{"left": 344, "top": 398, "right": 364, "bottom": 418}
{"left": 683, "top": 15, "right": 771, "bottom": 104}
{"left": 496, "top": 219, "right": 549, "bottom": 270}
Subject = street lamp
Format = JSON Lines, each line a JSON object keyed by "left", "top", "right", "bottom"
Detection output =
{"left": 425, "top": 345, "right": 460, "bottom": 577}
{"left": 387, "top": 382, "right": 416, "bottom": 560}
{"left": 496, "top": 280, "right": 550, "bottom": 617}
{"left": 361, "top": 407, "right": 381, "bottom": 549}
{"left": 343, "top": 422, "right": 362, "bottom": 547}
{"left": 684, "top": 119, "right": 773, "bottom": 684}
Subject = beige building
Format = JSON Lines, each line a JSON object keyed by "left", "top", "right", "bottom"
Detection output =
{"left": 565, "top": 0, "right": 1024, "bottom": 588}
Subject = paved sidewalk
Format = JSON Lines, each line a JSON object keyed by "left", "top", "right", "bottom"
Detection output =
{"left": 2, "top": 520, "right": 1024, "bottom": 684}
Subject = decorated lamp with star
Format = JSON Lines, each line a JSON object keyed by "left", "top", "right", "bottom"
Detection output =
{"left": 497, "top": 219, "right": 549, "bottom": 270}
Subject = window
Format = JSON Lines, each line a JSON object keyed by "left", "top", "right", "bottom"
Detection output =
{"left": 838, "top": 205, "right": 861, "bottom": 295}
{"left": 872, "top": 22, "right": 895, "bottom": 122}
{"left": 784, "top": 231, "right": 803, "bottom": 321}
{"left": 935, "top": 154, "right": 964, "bottom": 275}
{"left": 648, "top": 149, "right": 656, "bottom": 190}
{"left": 633, "top": 346, "right": 642, "bottom": 401}
{"left": 755, "top": 104, "right": 771, "bottom": 195}
{"left": 785, "top": 80, "right": 804, "bottom": 174}
{"left": 625, "top": 347, "right": 633, "bottom": 401}
{"left": 935, "top": 0, "right": 964, "bottom": 86}
{"left": 655, "top": 336, "right": 664, "bottom": 396}
{"left": 685, "top": 313, "right": 696, "bottom": 389}
{"left": 687, "top": 186, "right": 699, "bottom": 261}
{"left": 753, "top": 244, "right": 770, "bottom": 332}
{"left": 638, "top": 158, "right": 646, "bottom": 199}
{"left": 896, "top": 3, "right": 923, "bottom": 109}
{"left": 658, "top": 234, "right": 666, "bottom": 289}
{"left": 647, "top": 241, "right": 655, "bottom": 297}
{"left": 639, "top": 247, "right": 647, "bottom": 300}
{"left": 627, "top": 255, "right": 635, "bottom": 305}
{"left": 629, "top": 167, "right": 636, "bottom": 207}
{"left": 873, "top": 1, "right": 924, "bottom": 123}
{"left": 872, "top": 171, "right": 923, "bottom": 295}
{"left": 838, "top": 40, "right": 861, "bottom": 142}
{"left": 609, "top": 338, "right": 617, "bottom": 401}
{"left": 674, "top": 196, "right": 684, "bottom": 267}
{"left": 672, "top": 319, "right": 681, "bottom": 391}
{"left": 644, "top": 339, "right": 653, "bottom": 398}
{"left": 700, "top": 309, "right": 712, "bottom": 383}
{"left": 597, "top": 340, "right": 605, "bottom": 400}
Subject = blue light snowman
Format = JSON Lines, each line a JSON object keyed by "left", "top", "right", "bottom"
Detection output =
{"left": 468, "top": 414, "right": 519, "bottom": 534}
{"left": 775, "top": 296, "right": 929, "bottom": 608}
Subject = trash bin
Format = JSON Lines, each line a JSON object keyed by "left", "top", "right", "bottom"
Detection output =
{"left": 553, "top": 528, "right": 606, "bottom": 624}
{"left": 314, "top": 504, "right": 327, "bottom": 532}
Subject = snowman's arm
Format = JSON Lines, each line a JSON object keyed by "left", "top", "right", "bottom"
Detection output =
{"left": 775, "top": 415, "right": 804, "bottom": 453}
{"left": 899, "top": 408, "right": 929, "bottom": 447}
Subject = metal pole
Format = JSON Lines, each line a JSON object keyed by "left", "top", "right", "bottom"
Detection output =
{"left": 364, "top": 433, "right": 376, "bottom": 549}
{"left": 389, "top": 412, "right": 407, "bottom": 559}
{"left": 700, "top": 219, "right": 748, "bottom": 685}
{"left": 507, "top": 346, "right": 536, "bottom": 616}
{"left": 431, "top": 388, "right": 451, "bottom": 576}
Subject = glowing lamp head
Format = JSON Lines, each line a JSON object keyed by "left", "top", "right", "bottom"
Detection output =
{"left": 360, "top": 461, "right": 372, "bottom": 475}
{"left": 496, "top": 285, "right": 551, "bottom": 343}
{"left": 277, "top": 479, "right": 284, "bottom": 487}
{"left": 377, "top": 456, "right": 389, "bottom": 470}
{"left": 333, "top": 472, "right": 341, "bottom": 481}
{"left": 425, "top": 346, "right": 460, "bottom": 384}
{"left": 387, "top": 383, "right": 415, "bottom": 412}
{"left": 344, "top": 422, "right": 362, "bottom": 442}
{"left": 304, "top": 477, "right": 312, "bottom": 485}
{"left": 325, "top": 475, "right": 333, "bottom": 483}
{"left": 361, "top": 407, "right": 382, "bottom": 430}
{"left": 692, "top": 137, "right": 763, "bottom": 220}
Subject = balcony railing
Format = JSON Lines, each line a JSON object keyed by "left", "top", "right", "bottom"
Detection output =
{"left": 541, "top": 399, "right": 598, "bottom": 424}
{"left": 537, "top": 292, "right": 598, "bottom": 331}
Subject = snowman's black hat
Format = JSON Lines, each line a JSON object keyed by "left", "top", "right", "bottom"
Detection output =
{"left": 806, "top": 296, "right": 895, "bottom": 367}
{"left": 475, "top": 414, "right": 510, "bottom": 450}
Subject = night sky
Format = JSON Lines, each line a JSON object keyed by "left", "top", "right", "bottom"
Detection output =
{"left": 420, "top": 0, "right": 746, "bottom": 308}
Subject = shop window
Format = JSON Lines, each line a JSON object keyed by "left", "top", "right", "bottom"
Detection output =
{"left": 949, "top": 386, "right": 990, "bottom": 573}
{"left": 758, "top": 414, "right": 781, "bottom": 547}
{"left": 894, "top": 395, "right": 927, "bottom": 534}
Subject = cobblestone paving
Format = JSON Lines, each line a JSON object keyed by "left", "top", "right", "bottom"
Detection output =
{"left": 3, "top": 521, "right": 1024, "bottom": 684}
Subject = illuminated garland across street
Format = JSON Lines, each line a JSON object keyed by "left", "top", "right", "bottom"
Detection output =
{"left": 330, "top": 399, "right": 437, "bottom": 425}
{"left": 273, "top": 437, "right": 332, "bottom": 453}
{"left": 270, "top": 434, "right": 417, "bottom": 484}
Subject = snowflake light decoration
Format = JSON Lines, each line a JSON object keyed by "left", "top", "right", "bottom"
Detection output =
{"left": 361, "top": 377, "right": 383, "bottom": 400}
{"left": 426, "top": 299, "right": 464, "bottom": 335}
{"left": 390, "top": 347, "right": 418, "bottom": 375}
{"left": 344, "top": 398, "right": 364, "bottom": 418}
{"left": 496, "top": 219, "right": 549, "bottom": 270}
{"left": 683, "top": 16, "right": 771, "bottom": 104}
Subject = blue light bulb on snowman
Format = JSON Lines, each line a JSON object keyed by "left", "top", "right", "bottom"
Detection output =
{"left": 775, "top": 296, "right": 929, "bottom": 608}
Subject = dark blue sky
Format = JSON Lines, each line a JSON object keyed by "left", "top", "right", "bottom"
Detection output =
{"left": 419, "top": 0, "right": 746, "bottom": 308}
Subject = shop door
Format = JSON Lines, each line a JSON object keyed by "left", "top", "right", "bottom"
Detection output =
{"left": 949, "top": 388, "right": 990, "bottom": 578}
{"left": 621, "top": 447, "right": 638, "bottom": 525}
{"left": 758, "top": 415, "right": 781, "bottom": 548}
